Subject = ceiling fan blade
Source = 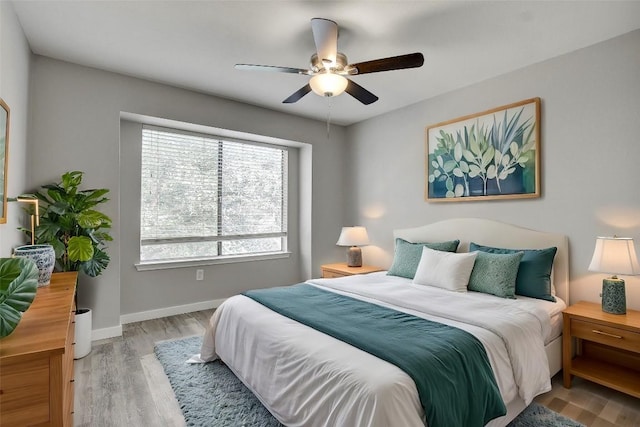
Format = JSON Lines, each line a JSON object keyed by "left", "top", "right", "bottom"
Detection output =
{"left": 345, "top": 79, "right": 378, "bottom": 105}
{"left": 311, "top": 18, "right": 338, "bottom": 67}
{"left": 235, "top": 64, "right": 310, "bottom": 75}
{"left": 283, "top": 84, "right": 312, "bottom": 103}
{"left": 349, "top": 52, "right": 424, "bottom": 75}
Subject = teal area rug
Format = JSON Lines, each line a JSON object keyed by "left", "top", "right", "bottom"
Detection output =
{"left": 155, "top": 336, "right": 584, "bottom": 427}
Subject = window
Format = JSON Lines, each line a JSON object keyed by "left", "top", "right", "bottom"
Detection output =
{"left": 140, "top": 125, "right": 288, "bottom": 263}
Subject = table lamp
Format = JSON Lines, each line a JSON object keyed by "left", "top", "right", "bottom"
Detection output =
{"left": 588, "top": 236, "right": 640, "bottom": 314}
{"left": 336, "top": 226, "right": 370, "bottom": 267}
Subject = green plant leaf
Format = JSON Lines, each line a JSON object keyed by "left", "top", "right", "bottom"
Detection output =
{"left": 48, "top": 200, "right": 68, "bottom": 216}
{"left": 80, "top": 249, "right": 110, "bottom": 278}
{"left": 443, "top": 160, "right": 456, "bottom": 173}
{"left": 459, "top": 161, "right": 469, "bottom": 173}
{"left": 453, "top": 143, "right": 462, "bottom": 162}
{"left": 487, "top": 164, "right": 497, "bottom": 179}
{"left": 68, "top": 236, "right": 94, "bottom": 262}
{"left": 469, "top": 136, "right": 481, "bottom": 155}
{"left": 463, "top": 149, "right": 475, "bottom": 163}
{"left": 61, "top": 171, "right": 83, "bottom": 191}
{"left": 482, "top": 146, "right": 495, "bottom": 167}
{"left": 499, "top": 167, "right": 516, "bottom": 180}
{"left": 77, "top": 210, "right": 111, "bottom": 229}
{"left": 50, "top": 239, "right": 67, "bottom": 259}
{"left": 82, "top": 188, "right": 109, "bottom": 203}
{"left": 35, "top": 218, "right": 61, "bottom": 241}
{"left": 90, "top": 231, "right": 113, "bottom": 243}
{"left": 0, "top": 258, "right": 38, "bottom": 338}
{"left": 445, "top": 177, "right": 454, "bottom": 191}
{"left": 510, "top": 141, "right": 519, "bottom": 156}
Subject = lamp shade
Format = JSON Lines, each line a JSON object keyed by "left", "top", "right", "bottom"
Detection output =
{"left": 588, "top": 237, "right": 640, "bottom": 275}
{"left": 336, "top": 226, "right": 370, "bottom": 247}
{"left": 310, "top": 73, "right": 348, "bottom": 97}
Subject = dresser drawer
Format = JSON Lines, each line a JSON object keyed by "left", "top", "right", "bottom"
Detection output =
{"left": 571, "top": 318, "right": 640, "bottom": 354}
{"left": 0, "top": 356, "right": 51, "bottom": 426}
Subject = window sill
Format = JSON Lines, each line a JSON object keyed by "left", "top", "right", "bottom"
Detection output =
{"left": 134, "top": 252, "right": 291, "bottom": 271}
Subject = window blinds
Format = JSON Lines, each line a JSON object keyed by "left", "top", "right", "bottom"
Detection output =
{"left": 140, "top": 125, "right": 287, "bottom": 261}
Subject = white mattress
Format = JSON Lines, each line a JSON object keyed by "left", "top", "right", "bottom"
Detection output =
{"left": 514, "top": 293, "right": 566, "bottom": 344}
{"left": 198, "top": 272, "right": 557, "bottom": 427}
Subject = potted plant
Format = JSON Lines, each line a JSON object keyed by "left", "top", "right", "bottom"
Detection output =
{"left": 0, "top": 257, "right": 39, "bottom": 338}
{"left": 24, "top": 171, "right": 112, "bottom": 358}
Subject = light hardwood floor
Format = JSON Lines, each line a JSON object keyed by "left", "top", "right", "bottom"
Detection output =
{"left": 74, "top": 310, "right": 640, "bottom": 427}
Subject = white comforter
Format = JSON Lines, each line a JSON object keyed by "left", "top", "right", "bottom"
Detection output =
{"left": 199, "top": 273, "right": 552, "bottom": 427}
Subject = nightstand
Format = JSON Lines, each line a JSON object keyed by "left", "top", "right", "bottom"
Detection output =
{"left": 320, "top": 263, "right": 384, "bottom": 278}
{"left": 562, "top": 301, "right": 640, "bottom": 398}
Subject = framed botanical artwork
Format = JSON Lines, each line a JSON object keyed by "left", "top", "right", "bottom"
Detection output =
{"left": 0, "top": 98, "right": 9, "bottom": 224}
{"left": 425, "top": 98, "right": 540, "bottom": 202}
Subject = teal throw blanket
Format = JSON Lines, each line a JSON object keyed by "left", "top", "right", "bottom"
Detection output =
{"left": 244, "top": 284, "right": 506, "bottom": 427}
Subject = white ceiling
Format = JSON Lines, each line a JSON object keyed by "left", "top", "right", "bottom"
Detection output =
{"left": 11, "top": 1, "right": 640, "bottom": 126}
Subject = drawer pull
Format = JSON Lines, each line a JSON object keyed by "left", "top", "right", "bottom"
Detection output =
{"left": 591, "top": 329, "right": 623, "bottom": 339}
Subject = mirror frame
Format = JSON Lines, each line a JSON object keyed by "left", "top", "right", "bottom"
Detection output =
{"left": 1, "top": 98, "right": 10, "bottom": 224}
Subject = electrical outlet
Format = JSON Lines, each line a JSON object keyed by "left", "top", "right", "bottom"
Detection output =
{"left": 196, "top": 269, "right": 204, "bottom": 281}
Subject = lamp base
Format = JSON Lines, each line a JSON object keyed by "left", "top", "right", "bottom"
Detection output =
{"left": 601, "top": 278, "right": 626, "bottom": 315}
{"left": 347, "top": 246, "right": 363, "bottom": 267}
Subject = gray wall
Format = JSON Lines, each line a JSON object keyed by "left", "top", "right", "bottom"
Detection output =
{"left": 0, "top": 1, "right": 31, "bottom": 255}
{"left": 346, "top": 29, "right": 640, "bottom": 310}
{"left": 27, "top": 56, "right": 347, "bottom": 331}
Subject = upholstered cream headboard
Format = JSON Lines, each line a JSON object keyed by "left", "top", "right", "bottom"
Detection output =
{"left": 394, "top": 218, "right": 569, "bottom": 303}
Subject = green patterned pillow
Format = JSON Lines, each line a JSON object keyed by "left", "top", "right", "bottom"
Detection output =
{"left": 469, "top": 243, "right": 557, "bottom": 302}
{"left": 387, "top": 238, "right": 460, "bottom": 279}
{"left": 468, "top": 251, "right": 524, "bottom": 299}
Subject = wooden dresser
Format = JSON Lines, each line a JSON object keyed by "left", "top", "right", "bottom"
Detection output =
{"left": 0, "top": 272, "right": 77, "bottom": 426}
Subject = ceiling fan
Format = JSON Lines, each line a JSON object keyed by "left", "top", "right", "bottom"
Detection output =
{"left": 235, "top": 18, "right": 424, "bottom": 105}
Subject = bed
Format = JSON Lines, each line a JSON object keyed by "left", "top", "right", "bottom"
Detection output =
{"left": 198, "top": 218, "right": 569, "bottom": 427}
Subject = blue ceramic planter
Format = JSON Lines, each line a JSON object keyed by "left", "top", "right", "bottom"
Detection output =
{"left": 13, "top": 244, "right": 56, "bottom": 287}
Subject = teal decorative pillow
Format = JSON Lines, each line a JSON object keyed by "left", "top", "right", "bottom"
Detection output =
{"left": 387, "top": 238, "right": 460, "bottom": 279}
{"left": 468, "top": 251, "right": 524, "bottom": 298}
{"left": 469, "top": 243, "right": 557, "bottom": 302}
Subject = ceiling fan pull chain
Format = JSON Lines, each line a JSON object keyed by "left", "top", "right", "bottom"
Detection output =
{"left": 326, "top": 97, "right": 332, "bottom": 140}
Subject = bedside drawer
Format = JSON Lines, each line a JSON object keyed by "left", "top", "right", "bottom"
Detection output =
{"left": 571, "top": 319, "right": 640, "bottom": 354}
{"left": 322, "top": 271, "right": 347, "bottom": 278}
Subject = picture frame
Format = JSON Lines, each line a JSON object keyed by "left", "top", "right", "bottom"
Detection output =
{"left": 425, "top": 97, "right": 540, "bottom": 202}
{"left": 0, "top": 98, "right": 9, "bottom": 224}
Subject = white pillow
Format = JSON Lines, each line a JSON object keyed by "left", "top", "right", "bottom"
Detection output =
{"left": 412, "top": 247, "right": 478, "bottom": 292}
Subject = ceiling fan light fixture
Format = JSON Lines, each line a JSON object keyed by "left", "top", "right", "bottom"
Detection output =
{"left": 309, "top": 73, "right": 348, "bottom": 97}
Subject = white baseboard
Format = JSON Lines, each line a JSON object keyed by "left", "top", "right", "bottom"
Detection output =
{"left": 119, "top": 298, "right": 226, "bottom": 325}
{"left": 92, "top": 324, "right": 123, "bottom": 341}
